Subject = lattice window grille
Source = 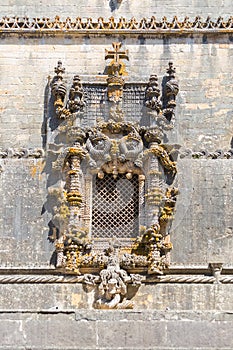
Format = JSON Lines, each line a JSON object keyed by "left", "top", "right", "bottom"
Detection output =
{"left": 92, "top": 174, "right": 139, "bottom": 238}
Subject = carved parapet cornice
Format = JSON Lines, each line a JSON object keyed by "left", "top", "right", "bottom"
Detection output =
{"left": 1, "top": 16, "right": 233, "bottom": 36}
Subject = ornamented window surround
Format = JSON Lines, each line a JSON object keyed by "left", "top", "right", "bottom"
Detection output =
{"left": 50, "top": 42, "right": 179, "bottom": 308}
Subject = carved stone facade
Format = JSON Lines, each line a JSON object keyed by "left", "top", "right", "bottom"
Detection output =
{"left": 1, "top": 0, "right": 233, "bottom": 348}
{"left": 48, "top": 42, "right": 179, "bottom": 307}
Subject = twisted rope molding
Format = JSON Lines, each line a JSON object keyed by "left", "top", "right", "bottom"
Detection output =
{"left": 0, "top": 275, "right": 84, "bottom": 283}
{"left": 153, "top": 276, "right": 216, "bottom": 283}
{"left": 0, "top": 148, "right": 44, "bottom": 158}
{"left": 179, "top": 149, "right": 233, "bottom": 159}
{"left": 1, "top": 16, "right": 233, "bottom": 35}
{"left": 1, "top": 274, "right": 233, "bottom": 284}
{"left": 0, "top": 148, "right": 232, "bottom": 160}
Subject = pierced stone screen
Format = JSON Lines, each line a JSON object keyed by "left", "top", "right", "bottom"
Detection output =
{"left": 92, "top": 174, "right": 139, "bottom": 238}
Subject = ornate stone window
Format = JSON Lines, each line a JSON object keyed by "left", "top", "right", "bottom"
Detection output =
{"left": 50, "top": 42, "right": 179, "bottom": 308}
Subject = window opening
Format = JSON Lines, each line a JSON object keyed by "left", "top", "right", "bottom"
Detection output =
{"left": 92, "top": 173, "right": 139, "bottom": 238}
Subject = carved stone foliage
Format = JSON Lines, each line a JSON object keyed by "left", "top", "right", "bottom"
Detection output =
{"left": 49, "top": 42, "right": 179, "bottom": 308}
{"left": 145, "top": 75, "right": 161, "bottom": 112}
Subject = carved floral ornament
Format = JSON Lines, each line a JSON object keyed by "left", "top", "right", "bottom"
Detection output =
{"left": 50, "top": 42, "right": 179, "bottom": 309}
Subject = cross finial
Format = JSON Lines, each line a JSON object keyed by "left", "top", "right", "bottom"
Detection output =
{"left": 105, "top": 42, "right": 129, "bottom": 64}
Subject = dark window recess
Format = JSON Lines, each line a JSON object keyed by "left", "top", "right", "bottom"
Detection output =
{"left": 92, "top": 174, "right": 139, "bottom": 238}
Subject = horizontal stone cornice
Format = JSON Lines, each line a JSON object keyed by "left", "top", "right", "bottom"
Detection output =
{"left": 0, "top": 265, "right": 233, "bottom": 284}
{"left": 0, "top": 16, "right": 233, "bottom": 36}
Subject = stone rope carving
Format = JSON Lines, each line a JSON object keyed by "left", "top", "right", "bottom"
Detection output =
{"left": 1, "top": 274, "right": 233, "bottom": 284}
{"left": 179, "top": 149, "right": 233, "bottom": 159}
{"left": 0, "top": 16, "right": 233, "bottom": 34}
{"left": 0, "top": 275, "right": 85, "bottom": 283}
{"left": 0, "top": 147, "right": 231, "bottom": 160}
{"left": 0, "top": 148, "right": 44, "bottom": 158}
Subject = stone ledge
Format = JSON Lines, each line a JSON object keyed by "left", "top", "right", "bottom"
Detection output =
{"left": 0, "top": 311, "right": 233, "bottom": 349}
{"left": 0, "top": 309, "right": 233, "bottom": 321}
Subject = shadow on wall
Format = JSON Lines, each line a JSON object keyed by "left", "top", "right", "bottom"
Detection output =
{"left": 109, "top": 0, "right": 123, "bottom": 12}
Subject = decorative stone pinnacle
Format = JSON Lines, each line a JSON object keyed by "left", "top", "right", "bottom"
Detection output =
{"left": 54, "top": 60, "right": 65, "bottom": 77}
{"left": 167, "top": 62, "right": 176, "bottom": 78}
{"left": 149, "top": 74, "right": 158, "bottom": 84}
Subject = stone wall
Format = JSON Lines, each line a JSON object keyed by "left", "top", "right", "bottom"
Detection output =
{"left": 1, "top": 310, "right": 233, "bottom": 350}
{"left": 0, "top": 1, "right": 233, "bottom": 349}
{"left": 1, "top": 283, "right": 233, "bottom": 310}
{"left": 0, "top": 35, "right": 233, "bottom": 149}
{"left": 0, "top": 32, "right": 233, "bottom": 268}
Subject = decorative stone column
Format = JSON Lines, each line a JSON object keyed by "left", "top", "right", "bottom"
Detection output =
{"left": 144, "top": 127, "right": 165, "bottom": 227}
{"left": 66, "top": 131, "right": 86, "bottom": 229}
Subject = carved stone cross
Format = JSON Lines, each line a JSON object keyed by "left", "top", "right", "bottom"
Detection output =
{"left": 105, "top": 42, "right": 129, "bottom": 64}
